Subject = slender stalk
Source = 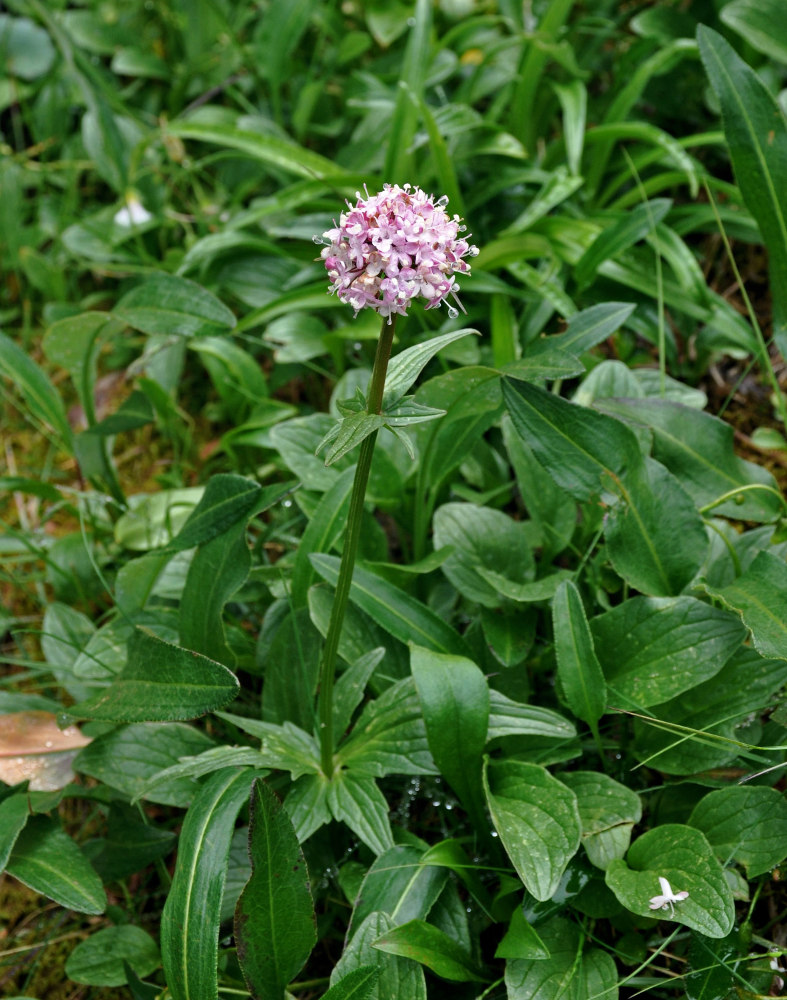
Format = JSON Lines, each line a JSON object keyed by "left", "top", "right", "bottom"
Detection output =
{"left": 317, "top": 316, "right": 397, "bottom": 777}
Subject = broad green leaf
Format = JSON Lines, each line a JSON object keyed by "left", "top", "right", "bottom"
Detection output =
{"left": 721, "top": 0, "right": 787, "bottom": 64}
{"left": 705, "top": 551, "right": 787, "bottom": 660}
{"left": 348, "top": 846, "right": 448, "bottom": 942}
{"left": 698, "top": 26, "right": 787, "bottom": 347}
{"left": 215, "top": 714, "right": 321, "bottom": 779}
{"left": 500, "top": 347, "right": 585, "bottom": 382}
{"left": 320, "top": 966, "right": 380, "bottom": 1000}
{"left": 168, "top": 122, "right": 344, "bottom": 181}
{"left": 495, "top": 907, "right": 549, "bottom": 960}
{"left": 373, "top": 919, "right": 486, "bottom": 982}
{"left": 113, "top": 272, "right": 236, "bottom": 338}
{"left": 414, "top": 367, "right": 503, "bottom": 491}
{"left": 688, "top": 786, "right": 787, "bottom": 876}
{"left": 535, "top": 301, "right": 636, "bottom": 358}
{"left": 261, "top": 607, "right": 321, "bottom": 731}
{"left": 487, "top": 690, "right": 576, "bottom": 741}
{"left": 384, "top": 0, "right": 431, "bottom": 179}
{"left": 179, "top": 516, "right": 249, "bottom": 667}
{"left": 606, "top": 825, "right": 734, "bottom": 938}
{"left": 599, "top": 398, "right": 782, "bottom": 522}
{"left": 337, "top": 676, "right": 436, "bottom": 778}
{"left": 501, "top": 168, "right": 584, "bottom": 235}
{"left": 410, "top": 646, "right": 488, "bottom": 824}
{"left": 161, "top": 768, "right": 253, "bottom": 1000}
{"left": 501, "top": 416, "right": 576, "bottom": 561}
{"left": 560, "top": 773, "right": 642, "bottom": 871}
{"left": 605, "top": 458, "right": 709, "bottom": 596}
{"left": 285, "top": 773, "right": 331, "bottom": 843}
{"left": 331, "top": 912, "right": 426, "bottom": 1000}
{"left": 310, "top": 555, "right": 469, "bottom": 658}
{"left": 481, "top": 605, "right": 536, "bottom": 668}
{"left": 169, "top": 477, "right": 294, "bottom": 553}
{"left": 591, "top": 596, "right": 745, "bottom": 707}
{"left": 90, "top": 390, "right": 155, "bottom": 435}
{"left": 74, "top": 722, "right": 215, "bottom": 806}
{"left": 0, "top": 14, "right": 55, "bottom": 79}
{"left": 552, "top": 581, "right": 606, "bottom": 730}
{"left": 483, "top": 758, "right": 581, "bottom": 901}
{"left": 68, "top": 628, "right": 239, "bottom": 723}
{"left": 65, "top": 926, "right": 160, "bottom": 987}
{"left": 503, "top": 378, "right": 643, "bottom": 501}
{"left": 235, "top": 779, "right": 316, "bottom": 1000}
{"left": 85, "top": 803, "right": 176, "bottom": 883}
{"left": 327, "top": 771, "right": 393, "bottom": 856}
{"left": 433, "top": 503, "right": 534, "bottom": 608}
{"left": 291, "top": 466, "right": 354, "bottom": 608}
{"left": 633, "top": 647, "right": 787, "bottom": 774}
{"left": 0, "top": 794, "right": 33, "bottom": 870}
{"left": 382, "top": 329, "right": 479, "bottom": 408}
{"left": 0, "top": 330, "right": 73, "bottom": 447}
{"left": 6, "top": 815, "right": 105, "bottom": 915}
{"left": 575, "top": 199, "right": 672, "bottom": 288}
{"left": 321, "top": 412, "right": 385, "bottom": 466}
{"left": 333, "top": 648, "right": 385, "bottom": 741}
{"left": 130, "top": 747, "right": 270, "bottom": 801}
{"left": 505, "top": 917, "right": 618, "bottom": 1000}
{"left": 553, "top": 78, "right": 587, "bottom": 176}
{"left": 685, "top": 932, "right": 739, "bottom": 1000}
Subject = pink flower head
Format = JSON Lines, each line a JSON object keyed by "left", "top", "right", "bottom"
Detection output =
{"left": 318, "top": 183, "right": 478, "bottom": 323}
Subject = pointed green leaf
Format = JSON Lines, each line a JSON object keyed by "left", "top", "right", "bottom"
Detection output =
{"left": 235, "top": 779, "right": 316, "bottom": 1000}
{"left": 113, "top": 272, "right": 236, "bottom": 338}
{"left": 0, "top": 330, "right": 73, "bottom": 447}
{"left": 495, "top": 907, "right": 549, "bottom": 960}
{"left": 487, "top": 690, "right": 576, "bottom": 741}
{"left": 215, "top": 714, "right": 321, "bottom": 779}
{"left": 606, "top": 824, "right": 734, "bottom": 938}
{"left": 291, "top": 467, "right": 354, "bottom": 608}
{"left": 721, "top": 0, "right": 787, "bottom": 63}
{"left": 698, "top": 26, "right": 787, "bottom": 346}
{"left": 331, "top": 912, "right": 426, "bottom": 1000}
{"left": 503, "top": 378, "right": 643, "bottom": 501}
{"left": 560, "top": 772, "right": 642, "bottom": 871}
{"left": 0, "top": 794, "right": 32, "bottom": 870}
{"left": 575, "top": 199, "right": 672, "bottom": 288}
{"left": 483, "top": 758, "right": 581, "bottom": 901}
{"left": 65, "top": 926, "right": 160, "bottom": 987}
{"left": 605, "top": 458, "right": 709, "bottom": 596}
{"left": 348, "top": 845, "right": 448, "bottom": 943}
{"left": 6, "top": 815, "right": 105, "bottom": 915}
{"left": 161, "top": 768, "right": 253, "bottom": 1000}
{"left": 319, "top": 966, "right": 379, "bottom": 1000}
{"left": 505, "top": 917, "right": 618, "bottom": 1000}
{"left": 410, "top": 646, "right": 488, "bottom": 824}
{"left": 688, "top": 786, "right": 787, "bottom": 877}
{"left": 591, "top": 596, "right": 745, "bottom": 707}
{"left": 68, "top": 628, "right": 239, "bottom": 723}
{"left": 373, "top": 919, "right": 487, "bottom": 982}
{"left": 553, "top": 580, "right": 606, "bottom": 729}
{"left": 310, "top": 555, "right": 470, "bottom": 658}
{"left": 285, "top": 773, "right": 331, "bottom": 843}
{"left": 705, "top": 551, "right": 787, "bottom": 660}
{"left": 382, "top": 329, "right": 479, "bottom": 408}
{"left": 327, "top": 771, "right": 394, "bottom": 856}
{"left": 536, "top": 301, "right": 636, "bottom": 358}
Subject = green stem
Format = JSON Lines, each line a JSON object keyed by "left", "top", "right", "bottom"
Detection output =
{"left": 317, "top": 316, "right": 397, "bottom": 777}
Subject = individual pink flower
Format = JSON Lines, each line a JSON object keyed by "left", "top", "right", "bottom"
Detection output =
{"left": 318, "top": 183, "right": 478, "bottom": 322}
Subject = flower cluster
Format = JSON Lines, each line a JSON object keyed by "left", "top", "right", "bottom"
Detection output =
{"left": 319, "top": 183, "right": 478, "bottom": 322}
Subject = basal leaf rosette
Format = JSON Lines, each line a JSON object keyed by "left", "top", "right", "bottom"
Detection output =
{"left": 319, "top": 183, "right": 478, "bottom": 322}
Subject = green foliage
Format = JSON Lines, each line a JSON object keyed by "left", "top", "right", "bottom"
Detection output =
{"left": 3, "top": 1, "right": 787, "bottom": 997}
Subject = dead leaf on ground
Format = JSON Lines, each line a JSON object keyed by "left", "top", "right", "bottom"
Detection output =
{"left": 0, "top": 711, "right": 92, "bottom": 790}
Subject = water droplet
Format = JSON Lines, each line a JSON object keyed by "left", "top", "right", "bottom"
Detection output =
{"left": 491, "top": 830, "right": 498, "bottom": 838}
{"left": 312, "top": 235, "right": 325, "bottom": 245}
{"left": 283, "top": 499, "right": 292, "bottom": 508}
{"left": 447, "top": 305, "right": 459, "bottom": 320}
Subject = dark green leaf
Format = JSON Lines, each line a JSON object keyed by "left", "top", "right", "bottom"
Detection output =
{"left": 705, "top": 551, "right": 787, "bottom": 660}
{"left": 0, "top": 794, "right": 32, "bottom": 871}
{"left": 410, "top": 646, "right": 488, "bottom": 824}
{"left": 382, "top": 329, "right": 479, "bottom": 408}
{"left": 503, "top": 378, "right": 642, "bottom": 501}
{"left": 575, "top": 199, "right": 672, "bottom": 288}
{"left": 113, "top": 273, "right": 237, "bottom": 338}
{"left": 698, "top": 26, "right": 787, "bottom": 347}
{"left": 688, "top": 786, "right": 787, "bottom": 876}
{"left": 7, "top": 815, "right": 105, "bottom": 915}
{"left": 235, "top": 779, "right": 316, "bottom": 1000}
{"left": 161, "top": 768, "right": 253, "bottom": 1000}
{"left": 0, "top": 330, "right": 73, "bottom": 447}
{"left": 327, "top": 771, "right": 393, "bottom": 856}
{"left": 591, "top": 597, "right": 745, "bottom": 707}
{"left": 65, "top": 926, "right": 160, "bottom": 987}
{"left": 320, "top": 966, "right": 380, "bottom": 1000}
{"left": 373, "top": 919, "right": 487, "bottom": 982}
{"left": 331, "top": 912, "right": 426, "bottom": 1000}
{"left": 483, "top": 758, "right": 581, "bottom": 901}
{"left": 553, "top": 581, "right": 606, "bottom": 729}
{"left": 606, "top": 824, "right": 734, "bottom": 938}
{"left": 560, "top": 772, "right": 642, "bottom": 871}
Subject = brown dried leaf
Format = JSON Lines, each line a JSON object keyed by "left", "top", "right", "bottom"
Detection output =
{"left": 0, "top": 711, "right": 92, "bottom": 790}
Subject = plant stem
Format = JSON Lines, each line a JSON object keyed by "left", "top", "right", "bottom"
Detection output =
{"left": 317, "top": 315, "right": 397, "bottom": 777}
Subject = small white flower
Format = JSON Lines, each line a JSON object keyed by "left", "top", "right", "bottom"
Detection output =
{"left": 648, "top": 876, "right": 689, "bottom": 916}
{"left": 114, "top": 192, "right": 153, "bottom": 228}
